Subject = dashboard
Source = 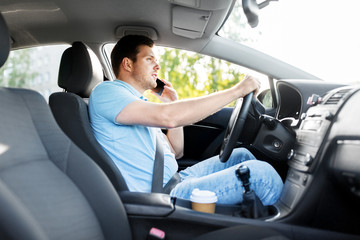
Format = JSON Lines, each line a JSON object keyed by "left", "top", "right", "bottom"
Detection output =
{"left": 276, "top": 79, "right": 345, "bottom": 125}
{"left": 273, "top": 79, "right": 360, "bottom": 234}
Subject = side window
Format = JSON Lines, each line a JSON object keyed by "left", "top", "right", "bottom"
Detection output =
{"left": 104, "top": 44, "right": 269, "bottom": 105}
{"left": 0, "top": 45, "right": 70, "bottom": 100}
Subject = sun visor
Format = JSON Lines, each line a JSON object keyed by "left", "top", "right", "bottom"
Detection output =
{"left": 172, "top": 6, "right": 211, "bottom": 39}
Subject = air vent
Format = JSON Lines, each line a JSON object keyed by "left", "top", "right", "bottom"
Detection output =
{"left": 324, "top": 89, "right": 350, "bottom": 105}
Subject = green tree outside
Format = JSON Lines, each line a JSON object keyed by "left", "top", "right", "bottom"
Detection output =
{"left": 145, "top": 47, "right": 246, "bottom": 107}
{"left": 0, "top": 48, "right": 38, "bottom": 88}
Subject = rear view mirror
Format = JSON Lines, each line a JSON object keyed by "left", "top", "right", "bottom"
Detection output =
{"left": 242, "top": 0, "right": 278, "bottom": 28}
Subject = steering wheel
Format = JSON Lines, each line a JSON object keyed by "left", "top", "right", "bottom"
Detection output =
{"left": 219, "top": 92, "right": 253, "bottom": 163}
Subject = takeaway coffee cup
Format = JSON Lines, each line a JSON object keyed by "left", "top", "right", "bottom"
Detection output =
{"left": 190, "top": 188, "right": 218, "bottom": 213}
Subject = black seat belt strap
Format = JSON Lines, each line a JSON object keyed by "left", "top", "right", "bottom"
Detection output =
{"left": 152, "top": 133, "right": 164, "bottom": 193}
{"left": 163, "top": 172, "right": 180, "bottom": 194}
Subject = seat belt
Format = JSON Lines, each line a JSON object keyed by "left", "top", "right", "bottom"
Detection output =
{"left": 152, "top": 133, "right": 181, "bottom": 193}
{"left": 163, "top": 172, "right": 180, "bottom": 194}
{"left": 152, "top": 134, "right": 165, "bottom": 193}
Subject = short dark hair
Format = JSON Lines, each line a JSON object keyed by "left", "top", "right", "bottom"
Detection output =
{"left": 111, "top": 35, "right": 154, "bottom": 77}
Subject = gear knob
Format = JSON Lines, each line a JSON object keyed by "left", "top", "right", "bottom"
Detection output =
{"left": 236, "top": 164, "right": 251, "bottom": 193}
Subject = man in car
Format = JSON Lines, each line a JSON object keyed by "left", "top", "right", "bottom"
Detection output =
{"left": 88, "top": 35, "right": 283, "bottom": 205}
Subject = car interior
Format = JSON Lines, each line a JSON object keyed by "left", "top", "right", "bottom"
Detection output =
{"left": 0, "top": 12, "right": 293, "bottom": 240}
{"left": 1, "top": 0, "right": 360, "bottom": 239}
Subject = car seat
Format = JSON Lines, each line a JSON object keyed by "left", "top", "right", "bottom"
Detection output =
{"left": 49, "top": 42, "right": 129, "bottom": 191}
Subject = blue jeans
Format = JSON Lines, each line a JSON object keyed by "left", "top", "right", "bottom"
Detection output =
{"left": 170, "top": 148, "right": 283, "bottom": 205}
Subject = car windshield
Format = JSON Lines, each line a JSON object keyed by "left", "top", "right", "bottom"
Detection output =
{"left": 219, "top": 0, "right": 360, "bottom": 85}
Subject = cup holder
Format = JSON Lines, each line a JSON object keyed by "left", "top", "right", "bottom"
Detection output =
{"left": 174, "top": 197, "right": 279, "bottom": 220}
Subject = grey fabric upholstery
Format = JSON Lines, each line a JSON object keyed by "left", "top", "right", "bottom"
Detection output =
{"left": 49, "top": 42, "right": 129, "bottom": 191}
{"left": 0, "top": 14, "right": 10, "bottom": 67}
{"left": 0, "top": 87, "right": 132, "bottom": 240}
{"left": 0, "top": 18, "right": 131, "bottom": 239}
{"left": 57, "top": 41, "right": 103, "bottom": 98}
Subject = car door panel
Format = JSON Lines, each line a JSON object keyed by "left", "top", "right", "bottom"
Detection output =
{"left": 177, "top": 108, "right": 232, "bottom": 170}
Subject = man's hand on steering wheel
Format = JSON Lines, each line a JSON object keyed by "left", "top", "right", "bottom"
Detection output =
{"left": 237, "top": 75, "right": 261, "bottom": 97}
{"left": 219, "top": 75, "right": 260, "bottom": 163}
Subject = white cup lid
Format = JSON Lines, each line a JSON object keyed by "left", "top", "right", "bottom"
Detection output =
{"left": 190, "top": 188, "right": 218, "bottom": 203}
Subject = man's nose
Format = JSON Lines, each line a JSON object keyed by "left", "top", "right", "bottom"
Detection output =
{"left": 154, "top": 62, "right": 160, "bottom": 70}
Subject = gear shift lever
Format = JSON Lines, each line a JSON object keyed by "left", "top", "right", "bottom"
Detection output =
{"left": 235, "top": 164, "right": 269, "bottom": 219}
{"left": 236, "top": 164, "right": 251, "bottom": 193}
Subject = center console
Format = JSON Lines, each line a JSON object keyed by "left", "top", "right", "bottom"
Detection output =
{"left": 119, "top": 182, "right": 278, "bottom": 220}
{"left": 276, "top": 86, "right": 354, "bottom": 218}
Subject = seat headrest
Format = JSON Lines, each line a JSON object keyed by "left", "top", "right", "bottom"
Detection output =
{"left": 58, "top": 41, "right": 103, "bottom": 98}
{"left": 0, "top": 13, "right": 10, "bottom": 68}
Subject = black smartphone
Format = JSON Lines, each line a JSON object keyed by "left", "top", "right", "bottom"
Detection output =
{"left": 153, "top": 78, "right": 165, "bottom": 96}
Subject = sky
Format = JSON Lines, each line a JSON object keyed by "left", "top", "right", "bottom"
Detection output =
{"left": 238, "top": 0, "right": 360, "bottom": 85}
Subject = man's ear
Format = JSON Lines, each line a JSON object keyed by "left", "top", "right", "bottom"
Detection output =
{"left": 122, "top": 57, "right": 133, "bottom": 72}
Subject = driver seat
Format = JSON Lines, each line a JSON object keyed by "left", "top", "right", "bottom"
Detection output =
{"left": 49, "top": 41, "right": 129, "bottom": 192}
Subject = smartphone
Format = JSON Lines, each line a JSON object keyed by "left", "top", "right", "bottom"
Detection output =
{"left": 153, "top": 78, "right": 165, "bottom": 96}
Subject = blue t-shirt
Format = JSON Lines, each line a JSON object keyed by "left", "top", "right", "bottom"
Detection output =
{"left": 88, "top": 80, "right": 178, "bottom": 192}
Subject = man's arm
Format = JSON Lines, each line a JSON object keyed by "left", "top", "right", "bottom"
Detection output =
{"left": 116, "top": 75, "right": 260, "bottom": 129}
{"left": 165, "top": 127, "right": 184, "bottom": 159}
{"left": 155, "top": 80, "right": 184, "bottom": 158}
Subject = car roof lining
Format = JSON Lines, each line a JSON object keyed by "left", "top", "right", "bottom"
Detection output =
{"left": 1, "top": 0, "right": 234, "bottom": 51}
{"left": 1, "top": 0, "right": 318, "bottom": 80}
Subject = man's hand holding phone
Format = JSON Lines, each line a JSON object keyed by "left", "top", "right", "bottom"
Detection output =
{"left": 152, "top": 78, "right": 178, "bottom": 103}
{"left": 153, "top": 78, "right": 165, "bottom": 96}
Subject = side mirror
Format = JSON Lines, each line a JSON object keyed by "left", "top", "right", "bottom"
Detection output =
{"left": 257, "top": 89, "right": 273, "bottom": 108}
